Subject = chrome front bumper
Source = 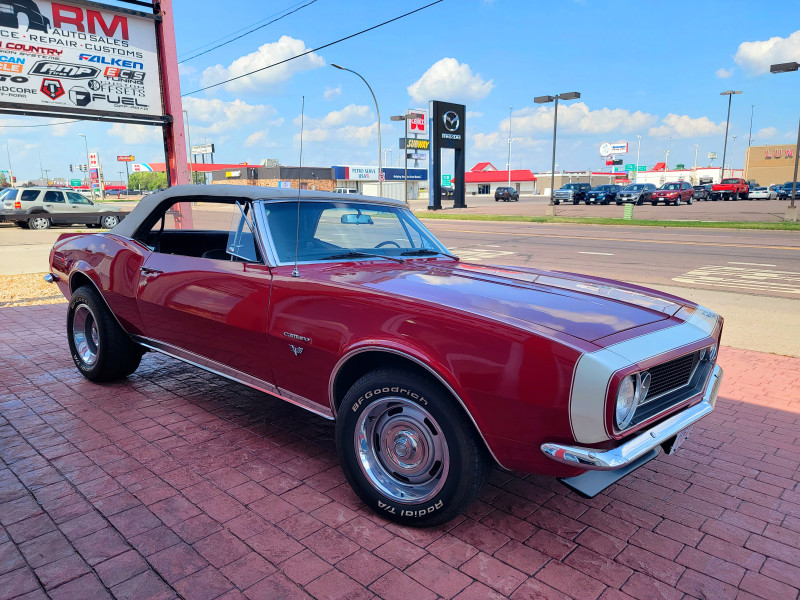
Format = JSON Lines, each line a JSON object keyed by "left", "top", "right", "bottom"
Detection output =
{"left": 541, "top": 364, "right": 723, "bottom": 471}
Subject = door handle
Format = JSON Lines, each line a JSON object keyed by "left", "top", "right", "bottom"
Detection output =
{"left": 140, "top": 267, "right": 163, "bottom": 275}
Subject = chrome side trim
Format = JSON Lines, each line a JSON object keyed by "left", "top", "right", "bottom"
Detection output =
{"left": 328, "top": 345, "right": 507, "bottom": 469}
{"left": 131, "top": 335, "right": 334, "bottom": 421}
{"left": 544, "top": 365, "right": 722, "bottom": 471}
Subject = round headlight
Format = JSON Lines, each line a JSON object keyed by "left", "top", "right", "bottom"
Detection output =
{"left": 615, "top": 375, "right": 638, "bottom": 430}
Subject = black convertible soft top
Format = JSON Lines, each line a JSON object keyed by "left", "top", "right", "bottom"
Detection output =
{"left": 111, "top": 184, "right": 405, "bottom": 238}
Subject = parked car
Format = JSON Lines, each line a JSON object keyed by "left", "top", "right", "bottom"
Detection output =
{"left": 585, "top": 184, "right": 623, "bottom": 205}
{"left": 778, "top": 182, "right": 800, "bottom": 200}
{"left": 709, "top": 178, "right": 749, "bottom": 201}
{"left": 494, "top": 186, "right": 519, "bottom": 202}
{"left": 0, "top": 187, "right": 125, "bottom": 229}
{"left": 45, "top": 186, "right": 724, "bottom": 526}
{"left": 651, "top": 182, "right": 694, "bottom": 206}
{"left": 616, "top": 183, "right": 657, "bottom": 205}
{"left": 692, "top": 185, "right": 712, "bottom": 201}
{"left": 552, "top": 182, "right": 591, "bottom": 205}
{"left": 748, "top": 187, "right": 778, "bottom": 200}
{"left": 0, "top": 0, "right": 51, "bottom": 32}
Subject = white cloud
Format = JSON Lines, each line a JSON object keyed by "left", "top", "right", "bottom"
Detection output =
{"left": 324, "top": 85, "right": 341, "bottom": 100}
{"left": 244, "top": 130, "right": 270, "bottom": 148}
{"left": 107, "top": 123, "right": 161, "bottom": 145}
{"left": 201, "top": 36, "right": 325, "bottom": 93}
{"left": 466, "top": 110, "right": 483, "bottom": 119}
{"left": 472, "top": 131, "right": 501, "bottom": 150}
{"left": 407, "top": 58, "right": 493, "bottom": 103}
{"left": 757, "top": 126, "right": 777, "bottom": 139}
{"left": 716, "top": 67, "right": 733, "bottom": 78}
{"left": 506, "top": 102, "right": 657, "bottom": 135}
{"left": 649, "top": 113, "right": 725, "bottom": 138}
{"left": 734, "top": 30, "right": 800, "bottom": 74}
{"left": 303, "top": 104, "right": 371, "bottom": 129}
{"left": 183, "top": 97, "right": 276, "bottom": 136}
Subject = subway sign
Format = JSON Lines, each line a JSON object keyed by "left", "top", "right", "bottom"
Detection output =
{"left": 399, "top": 138, "right": 430, "bottom": 150}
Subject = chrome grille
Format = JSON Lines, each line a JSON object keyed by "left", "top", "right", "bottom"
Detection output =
{"left": 643, "top": 351, "right": 700, "bottom": 402}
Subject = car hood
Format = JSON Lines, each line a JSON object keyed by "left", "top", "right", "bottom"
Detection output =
{"left": 326, "top": 261, "right": 691, "bottom": 343}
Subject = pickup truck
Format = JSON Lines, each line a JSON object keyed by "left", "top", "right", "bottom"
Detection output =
{"left": 709, "top": 178, "right": 749, "bottom": 201}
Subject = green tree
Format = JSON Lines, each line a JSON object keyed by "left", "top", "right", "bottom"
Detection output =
{"left": 0, "top": 173, "right": 7, "bottom": 187}
{"left": 128, "top": 172, "right": 168, "bottom": 191}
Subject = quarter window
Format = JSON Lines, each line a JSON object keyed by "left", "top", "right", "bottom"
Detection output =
{"left": 20, "top": 190, "right": 40, "bottom": 202}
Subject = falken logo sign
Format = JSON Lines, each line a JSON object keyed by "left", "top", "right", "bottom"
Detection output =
{"left": 78, "top": 55, "right": 144, "bottom": 70}
{"left": 30, "top": 61, "right": 100, "bottom": 80}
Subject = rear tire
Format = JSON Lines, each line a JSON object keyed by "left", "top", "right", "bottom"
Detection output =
{"left": 101, "top": 215, "right": 119, "bottom": 228}
{"left": 336, "top": 368, "right": 490, "bottom": 527}
{"left": 651, "top": 200, "right": 658, "bottom": 206}
{"left": 28, "top": 215, "right": 50, "bottom": 230}
{"left": 67, "top": 285, "right": 143, "bottom": 382}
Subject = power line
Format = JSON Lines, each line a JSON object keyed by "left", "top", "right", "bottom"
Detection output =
{"left": 179, "top": 0, "right": 319, "bottom": 64}
{"left": 182, "top": 0, "right": 445, "bottom": 97}
{"left": 0, "top": 119, "right": 81, "bottom": 128}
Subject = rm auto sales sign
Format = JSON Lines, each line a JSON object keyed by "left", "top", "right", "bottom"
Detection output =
{"left": 0, "top": 1, "right": 162, "bottom": 118}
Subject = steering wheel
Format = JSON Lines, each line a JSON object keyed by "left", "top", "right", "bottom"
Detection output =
{"left": 374, "top": 240, "right": 401, "bottom": 249}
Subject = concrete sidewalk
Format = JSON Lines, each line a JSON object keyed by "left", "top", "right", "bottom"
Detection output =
{"left": 1, "top": 304, "right": 799, "bottom": 600}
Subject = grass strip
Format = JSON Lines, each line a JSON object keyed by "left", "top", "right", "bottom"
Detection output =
{"left": 413, "top": 212, "right": 800, "bottom": 230}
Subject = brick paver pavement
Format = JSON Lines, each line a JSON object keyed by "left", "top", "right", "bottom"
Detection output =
{"left": 1, "top": 304, "right": 798, "bottom": 600}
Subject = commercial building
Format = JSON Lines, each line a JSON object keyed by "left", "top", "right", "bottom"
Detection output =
{"left": 211, "top": 166, "right": 336, "bottom": 192}
{"left": 465, "top": 162, "right": 536, "bottom": 195}
{"left": 632, "top": 166, "right": 743, "bottom": 186}
{"left": 332, "top": 165, "right": 427, "bottom": 202}
{"left": 533, "top": 171, "right": 629, "bottom": 194}
{"left": 744, "top": 144, "right": 799, "bottom": 186}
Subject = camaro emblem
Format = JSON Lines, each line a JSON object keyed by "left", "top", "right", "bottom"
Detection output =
{"left": 289, "top": 344, "right": 304, "bottom": 357}
{"left": 443, "top": 111, "right": 460, "bottom": 132}
{"left": 284, "top": 332, "right": 311, "bottom": 343}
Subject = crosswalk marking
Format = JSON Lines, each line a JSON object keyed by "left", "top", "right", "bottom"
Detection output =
{"left": 673, "top": 265, "right": 800, "bottom": 294}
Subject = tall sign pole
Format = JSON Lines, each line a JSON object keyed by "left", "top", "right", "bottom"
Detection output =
{"left": 156, "top": 0, "right": 190, "bottom": 186}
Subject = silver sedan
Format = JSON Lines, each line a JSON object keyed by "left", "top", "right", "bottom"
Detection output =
{"left": 748, "top": 187, "right": 778, "bottom": 200}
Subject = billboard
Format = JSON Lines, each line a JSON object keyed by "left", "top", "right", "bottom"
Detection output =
{"left": 0, "top": 1, "right": 163, "bottom": 119}
{"left": 191, "top": 143, "right": 215, "bottom": 155}
{"left": 333, "top": 166, "right": 428, "bottom": 181}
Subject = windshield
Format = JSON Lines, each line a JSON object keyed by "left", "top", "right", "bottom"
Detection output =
{"left": 624, "top": 185, "right": 644, "bottom": 191}
{"left": 721, "top": 178, "right": 740, "bottom": 184}
{"left": 660, "top": 183, "right": 681, "bottom": 190}
{"left": 590, "top": 186, "right": 609, "bottom": 192}
{"left": 264, "top": 201, "right": 449, "bottom": 264}
{"left": 561, "top": 184, "right": 582, "bottom": 190}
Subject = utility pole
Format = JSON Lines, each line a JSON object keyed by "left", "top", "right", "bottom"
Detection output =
{"left": 507, "top": 106, "right": 512, "bottom": 189}
{"left": 635, "top": 134, "right": 641, "bottom": 182}
{"left": 720, "top": 90, "right": 742, "bottom": 180}
{"left": 748, "top": 105, "right": 754, "bottom": 147}
{"left": 5, "top": 142, "right": 14, "bottom": 188}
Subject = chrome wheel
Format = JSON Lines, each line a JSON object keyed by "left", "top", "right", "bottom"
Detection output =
{"left": 102, "top": 215, "right": 119, "bottom": 228}
{"left": 72, "top": 304, "right": 99, "bottom": 367}
{"left": 354, "top": 397, "right": 449, "bottom": 504}
{"left": 29, "top": 216, "right": 50, "bottom": 230}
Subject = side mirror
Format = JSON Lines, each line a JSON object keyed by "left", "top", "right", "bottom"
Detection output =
{"left": 341, "top": 213, "right": 373, "bottom": 225}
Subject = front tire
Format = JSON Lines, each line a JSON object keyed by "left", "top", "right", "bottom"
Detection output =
{"left": 67, "top": 285, "right": 143, "bottom": 382}
{"left": 336, "top": 368, "right": 490, "bottom": 527}
{"left": 101, "top": 215, "right": 119, "bottom": 228}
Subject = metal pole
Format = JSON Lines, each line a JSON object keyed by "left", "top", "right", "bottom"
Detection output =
{"left": 79, "top": 134, "right": 94, "bottom": 201}
{"left": 635, "top": 134, "right": 641, "bottom": 182}
{"left": 748, "top": 105, "right": 754, "bottom": 147}
{"left": 791, "top": 114, "right": 799, "bottom": 209}
{"left": 184, "top": 110, "right": 193, "bottom": 184}
{"left": 5, "top": 142, "right": 14, "bottom": 188}
{"left": 125, "top": 162, "right": 130, "bottom": 190}
{"left": 507, "top": 105, "right": 512, "bottom": 189}
{"left": 550, "top": 96, "right": 559, "bottom": 206}
{"left": 404, "top": 111, "right": 408, "bottom": 205}
{"left": 721, "top": 93, "right": 732, "bottom": 180}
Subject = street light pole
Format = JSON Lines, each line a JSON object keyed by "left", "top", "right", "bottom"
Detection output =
{"left": 748, "top": 104, "right": 754, "bottom": 147}
{"left": 507, "top": 106, "right": 512, "bottom": 189}
{"left": 635, "top": 134, "right": 641, "bottom": 182}
{"left": 78, "top": 134, "right": 94, "bottom": 201}
{"left": 535, "top": 91, "right": 580, "bottom": 214}
{"left": 769, "top": 62, "right": 799, "bottom": 220}
{"left": 5, "top": 142, "right": 14, "bottom": 188}
{"left": 332, "top": 64, "right": 382, "bottom": 196}
{"left": 719, "top": 90, "right": 742, "bottom": 181}
{"left": 183, "top": 109, "right": 193, "bottom": 184}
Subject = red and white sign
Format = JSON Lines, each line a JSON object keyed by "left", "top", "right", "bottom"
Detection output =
{"left": 409, "top": 113, "right": 426, "bottom": 134}
{"left": 89, "top": 152, "right": 99, "bottom": 168}
{"left": 765, "top": 148, "right": 795, "bottom": 158}
{"left": 117, "top": 155, "right": 135, "bottom": 162}
{"left": 378, "top": 172, "right": 386, "bottom": 182}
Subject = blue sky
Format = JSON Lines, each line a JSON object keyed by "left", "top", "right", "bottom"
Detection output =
{"left": 3, "top": 0, "right": 800, "bottom": 181}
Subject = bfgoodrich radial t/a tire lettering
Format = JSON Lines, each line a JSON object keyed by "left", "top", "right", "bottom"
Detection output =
{"left": 67, "top": 285, "right": 143, "bottom": 382}
{"left": 336, "top": 368, "right": 490, "bottom": 527}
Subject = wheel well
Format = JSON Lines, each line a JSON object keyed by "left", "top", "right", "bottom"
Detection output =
{"left": 69, "top": 271, "right": 94, "bottom": 294}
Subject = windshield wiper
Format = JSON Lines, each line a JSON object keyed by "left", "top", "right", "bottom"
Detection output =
{"left": 323, "top": 251, "right": 406, "bottom": 263}
{"left": 400, "top": 249, "right": 460, "bottom": 261}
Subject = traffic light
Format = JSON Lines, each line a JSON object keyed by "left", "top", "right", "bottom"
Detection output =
{"left": 69, "top": 164, "right": 73, "bottom": 172}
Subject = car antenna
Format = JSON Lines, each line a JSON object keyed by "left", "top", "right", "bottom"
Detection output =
{"left": 292, "top": 96, "right": 304, "bottom": 278}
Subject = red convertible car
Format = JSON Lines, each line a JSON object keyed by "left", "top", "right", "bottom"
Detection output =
{"left": 46, "top": 186, "right": 723, "bottom": 526}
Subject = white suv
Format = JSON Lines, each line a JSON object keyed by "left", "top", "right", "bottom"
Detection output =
{"left": 0, "top": 187, "right": 124, "bottom": 230}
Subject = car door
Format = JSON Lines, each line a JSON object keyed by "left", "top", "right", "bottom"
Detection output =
{"left": 40, "top": 190, "right": 68, "bottom": 223}
{"left": 65, "top": 191, "right": 98, "bottom": 224}
{"left": 135, "top": 199, "right": 275, "bottom": 385}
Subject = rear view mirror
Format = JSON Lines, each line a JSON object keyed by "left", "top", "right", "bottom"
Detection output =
{"left": 341, "top": 213, "right": 373, "bottom": 225}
